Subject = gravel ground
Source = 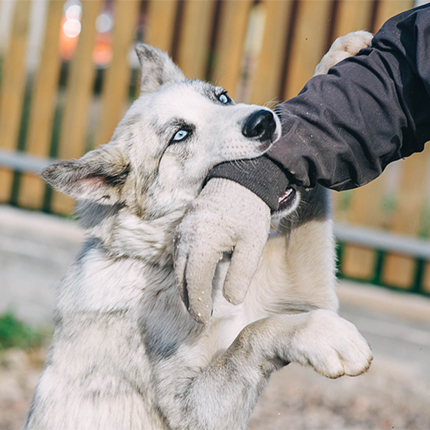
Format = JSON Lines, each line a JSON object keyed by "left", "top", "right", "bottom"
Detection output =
{"left": 249, "top": 357, "right": 430, "bottom": 430}
{"left": 1, "top": 345, "right": 429, "bottom": 430}
{"left": 0, "top": 348, "right": 45, "bottom": 430}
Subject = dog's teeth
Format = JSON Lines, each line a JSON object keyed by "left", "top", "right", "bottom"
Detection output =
{"left": 278, "top": 188, "right": 293, "bottom": 203}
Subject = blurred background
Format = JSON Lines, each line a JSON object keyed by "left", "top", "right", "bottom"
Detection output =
{"left": 0, "top": 0, "right": 430, "bottom": 429}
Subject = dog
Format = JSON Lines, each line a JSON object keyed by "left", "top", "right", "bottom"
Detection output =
{"left": 25, "top": 31, "right": 373, "bottom": 430}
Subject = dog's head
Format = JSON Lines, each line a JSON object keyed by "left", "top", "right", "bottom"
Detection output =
{"left": 43, "top": 45, "right": 281, "bottom": 219}
{"left": 42, "top": 45, "right": 285, "bottom": 261}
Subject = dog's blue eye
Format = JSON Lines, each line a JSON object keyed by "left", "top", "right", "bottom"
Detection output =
{"left": 172, "top": 129, "right": 189, "bottom": 142}
{"left": 218, "top": 93, "right": 229, "bottom": 104}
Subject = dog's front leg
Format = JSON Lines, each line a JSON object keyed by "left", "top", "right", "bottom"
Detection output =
{"left": 237, "top": 310, "right": 372, "bottom": 379}
{"left": 158, "top": 309, "right": 371, "bottom": 430}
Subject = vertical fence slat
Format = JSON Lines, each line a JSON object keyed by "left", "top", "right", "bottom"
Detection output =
{"left": 18, "top": 0, "right": 64, "bottom": 210}
{"left": 249, "top": 0, "right": 293, "bottom": 106}
{"left": 282, "top": 0, "right": 333, "bottom": 100}
{"left": 94, "top": 0, "right": 140, "bottom": 149}
{"left": 0, "top": 0, "right": 31, "bottom": 203}
{"left": 330, "top": 0, "right": 375, "bottom": 279}
{"left": 372, "top": 0, "right": 414, "bottom": 32}
{"left": 211, "top": 0, "right": 254, "bottom": 100}
{"left": 135, "top": 0, "right": 178, "bottom": 99}
{"left": 332, "top": 0, "right": 374, "bottom": 39}
{"left": 145, "top": 0, "right": 178, "bottom": 53}
{"left": 382, "top": 148, "right": 430, "bottom": 288}
{"left": 340, "top": 178, "right": 386, "bottom": 280}
{"left": 176, "top": 0, "right": 216, "bottom": 81}
{"left": 324, "top": 0, "right": 375, "bottom": 219}
{"left": 51, "top": 0, "right": 104, "bottom": 215}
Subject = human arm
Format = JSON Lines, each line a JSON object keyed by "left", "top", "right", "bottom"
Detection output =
{"left": 211, "top": 3, "right": 430, "bottom": 201}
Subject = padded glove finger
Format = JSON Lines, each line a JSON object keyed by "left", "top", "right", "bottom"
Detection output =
{"left": 183, "top": 243, "right": 221, "bottom": 323}
{"left": 222, "top": 227, "right": 269, "bottom": 306}
{"left": 174, "top": 235, "right": 190, "bottom": 308}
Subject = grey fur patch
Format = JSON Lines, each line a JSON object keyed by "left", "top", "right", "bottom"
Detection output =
{"left": 112, "top": 113, "right": 142, "bottom": 142}
{"left": 183, "top": 80, "right": 233, "bottom": 106}
{"left": 76, "top": 237, "right": 103, "bottom": 260}
{"left": 135, "top": 44, "right": 185, "bottom": 93}
{"left": 139, "top": 267, "right": 203, "bottom": 360}
{"left": 76, "top": 202, "right": 123, "bottom": 230}
{"left": 295, "top": 185, "right": 331, "bottom": 224}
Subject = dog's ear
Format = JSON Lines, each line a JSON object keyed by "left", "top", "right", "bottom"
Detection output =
{"left": 135, "top": 44, "right": 185, "bottom": 93}
{"left": 41, "top": 145, "right": 130, "bottom": 204}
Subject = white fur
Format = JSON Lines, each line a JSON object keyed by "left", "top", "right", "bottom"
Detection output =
{"left": 26, "top": 38, "right": 373, "bottom": 430}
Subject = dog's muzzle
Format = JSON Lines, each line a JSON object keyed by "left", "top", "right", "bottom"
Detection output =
{"left": 242, "top": 110, "right": 277, "bottom": 144}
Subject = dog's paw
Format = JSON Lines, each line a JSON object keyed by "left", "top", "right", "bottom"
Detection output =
{"left": 330, "top": 30, "right": 373, "bottom": 57}
{"left": 290, "top": 310, "right": 373, "bottom": 379}
{"left": 315, "top": 30, "right": 373, "bottom": 75}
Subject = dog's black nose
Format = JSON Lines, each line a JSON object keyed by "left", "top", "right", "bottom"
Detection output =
{"left": 242, "top": 110, "right": 277, "bottom": 141}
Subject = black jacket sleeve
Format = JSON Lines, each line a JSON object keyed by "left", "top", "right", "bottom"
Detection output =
{"left": 207, "top": 3, "right": 430, "bottom": 211}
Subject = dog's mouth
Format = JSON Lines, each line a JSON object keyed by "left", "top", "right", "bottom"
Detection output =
{"left": 276, "top": 187, "right": 296, "bottom": 212}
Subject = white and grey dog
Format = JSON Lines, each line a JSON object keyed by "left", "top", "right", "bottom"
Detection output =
{"left": 25, "top": 32, "right": 373, "bottom": 430}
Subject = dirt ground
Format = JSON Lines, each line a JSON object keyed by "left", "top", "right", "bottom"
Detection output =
{"left": 1, "top": 345, "right": 429, "bottom": 430}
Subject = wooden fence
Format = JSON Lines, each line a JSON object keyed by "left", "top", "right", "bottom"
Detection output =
{"left": 2, "top": 0, "right": 430, "bottom": 295}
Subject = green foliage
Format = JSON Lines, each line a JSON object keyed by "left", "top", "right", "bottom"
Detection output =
{"left": 0, "top": 311, "right": 46, "bottom": 350}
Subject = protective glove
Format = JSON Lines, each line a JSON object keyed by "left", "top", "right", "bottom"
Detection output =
{"left": 174, "top": 178, "right": 271, "bottom": 324}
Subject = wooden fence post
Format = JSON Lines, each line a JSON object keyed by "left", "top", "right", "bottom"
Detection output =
{"left": 18, "top": 0, "right": 64, "bottom": 210}
{"left": 282, "top": 0, "right": 333, "bottom": 100}
{"left": 331, "top": 0, "right": 374, "bottom": 40}
{"left": 340, "top": 178, "right": 386, "bottom": 280}
{"left": 383, "top": 147, "right": 430, "bottom": 288}
{"left": 249, "top": 0, "right": 293, "bottom": 106}
{"left": 372, "top": 0, "right": 414, "bottom": 32}
{"left": 135, "top": 0, "right": 179, "bottom": 98}
{"left": 51, "top": 0, "right": 104, "bottom": 215}
{"left": 210, "top": 0, "right": 254, "bottom": 101}
{"left": 176, "top": 0, "right": 216, "bottom": 81}
{"left": 94, "top": 0, "right": 141, "bottom": 150}
{"left": 0, "top": 0, "right": 31, "bottom": 203}
{"left": 144, "top": 0, "right": 178, "bottom": 53}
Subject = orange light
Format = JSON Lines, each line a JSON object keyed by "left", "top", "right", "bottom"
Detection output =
{"left": 63, "top": 18, "right": 81, "bottom": 38}
{"left": 59, "top": 17, "right": 79, "bottom": 60}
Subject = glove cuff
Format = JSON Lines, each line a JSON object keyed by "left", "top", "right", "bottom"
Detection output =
{"left": 204, "top": 156, "right": 289, "bottom": 211}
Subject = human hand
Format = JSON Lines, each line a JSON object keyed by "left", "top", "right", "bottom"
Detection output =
{"left": 174, "top": 178, "right": 271, "bottom": 324}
